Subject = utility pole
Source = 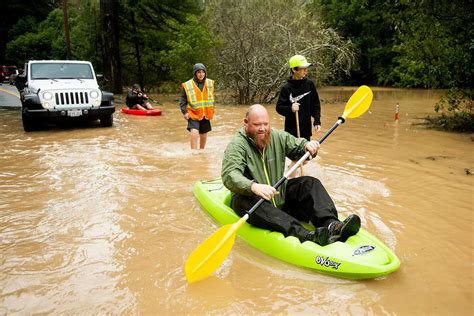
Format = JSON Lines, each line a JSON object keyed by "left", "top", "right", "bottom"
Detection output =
{"left": 62, "top": 0, "right": 72, "bottom": 59}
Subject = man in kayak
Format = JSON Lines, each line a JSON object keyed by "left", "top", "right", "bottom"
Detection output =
{"left": 179, "top": 63, "right": 215, "bottom": 150}
{"left": 221, "top": 104, "right": 360, "bottom": 246}
{"left": 126, "top": 84, "right": 154, "bottom": 110}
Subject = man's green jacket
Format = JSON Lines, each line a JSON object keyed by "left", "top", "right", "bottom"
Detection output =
{"left": 221, "top": 127, "right": 308, "bottom": 208}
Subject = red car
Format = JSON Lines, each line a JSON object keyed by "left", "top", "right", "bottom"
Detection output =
{"left": 0, "top": 65, "right": 18, "bottom": 82}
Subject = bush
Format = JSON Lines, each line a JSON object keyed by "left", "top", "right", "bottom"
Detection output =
{"left": 426, "top": 112, "right": 474, "bottom": 132}
{"left": 426, "top": 88, "right": 474, "bottom": 132}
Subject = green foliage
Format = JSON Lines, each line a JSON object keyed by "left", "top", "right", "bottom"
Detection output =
{"left": 6, "top": 9, "right": 67, "bottom": 63}
{"left": 0, "top": 0, "right": 57, "bottom": 64}
{"left": 119, "top": 0, "right": 206, "bottom": 88}
{"left": 159, "top": 15, "right": 217, "bottom": 84}
{"left": 426, "top": 88, "right": 474, "bottom": 132}
{"left": 313, "top": 0, "right": 473, "bottom": 89}
{"left": 384, "top": 1, "right": 474, "bottom": 89}
{"left": 7, "top": 16, "right": 37, "bottom": 39}
{"left": 313, "top": 0, "right": 474, "bottom": 131}
{"left": 426, "top": 112, "right": 474, "bottom": 132}
{"left": 69, "top": 1, "right": 102, "bottom": 70}
{"left": 312, "top": 0, "right": 398, "bottom": 85}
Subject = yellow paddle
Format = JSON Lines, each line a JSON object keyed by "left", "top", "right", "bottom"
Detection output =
{"left": 185, "top": 85, "right": 373, "bottom": 283}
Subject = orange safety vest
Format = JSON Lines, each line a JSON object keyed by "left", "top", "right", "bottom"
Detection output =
{"left": 182, "top": 78, "right": 215, "bottom": 120}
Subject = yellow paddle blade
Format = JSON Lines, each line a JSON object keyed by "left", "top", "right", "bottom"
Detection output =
{"left": 185, "top": 217, "right": 247, "bottom": 283}
{"left": 341, "top": 85, "right": 373, "bottom": 119}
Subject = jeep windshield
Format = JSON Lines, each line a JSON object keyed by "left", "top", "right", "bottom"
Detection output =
{"left": 31, "top": 63, "right": 94, "bottom": 80}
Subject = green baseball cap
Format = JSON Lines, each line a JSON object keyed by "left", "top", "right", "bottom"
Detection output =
{"left": 288, "top": 55, "right": 312, "bottom": 69}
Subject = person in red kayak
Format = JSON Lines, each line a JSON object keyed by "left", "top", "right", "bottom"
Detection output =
{"left": 221, "top": 104, "right": 361, "bottom": 246}
{"left": 126, "top": 84, "right": 154, "bottom": 110}
{"left": 179, "top": 63, "right": 215, "bottom": 150}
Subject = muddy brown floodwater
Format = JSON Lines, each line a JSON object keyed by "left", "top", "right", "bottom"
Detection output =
{"left": 0, "top": 87, "right": 472, "bottom": 314}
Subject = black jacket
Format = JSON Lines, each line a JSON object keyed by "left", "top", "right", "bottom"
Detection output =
{"left": 276, "top": 77, "right": 321, "bottom": 140}
{"left": 126, "top": 91, "right": 147, "bottom": 107}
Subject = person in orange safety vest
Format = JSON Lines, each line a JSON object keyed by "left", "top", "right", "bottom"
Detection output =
{"left": 179, "top": 63, "right": 215, "bottom": 149}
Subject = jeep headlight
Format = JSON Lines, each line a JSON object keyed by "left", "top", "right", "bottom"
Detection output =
{"left": 42, "top": 91, "right": 53, "bottom": 101}
{"left": 90, "top": 90, "right": 100, "bottom": 99}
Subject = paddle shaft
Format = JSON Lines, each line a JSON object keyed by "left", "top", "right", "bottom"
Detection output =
{"left": 295, "top": 110, "right": 304, "bottom": 176}
{"left": 246, "top": 116, "right": 346, "bottom": 217}
{"left": 143, "top": 95, "right": 163, "bottom": 105}
{"left": 295, "top": 110, "right": 301, "bottom": 138}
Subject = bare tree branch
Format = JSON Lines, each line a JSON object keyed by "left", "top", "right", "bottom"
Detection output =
{"left": 206, "top": 0, "right": 355, "bottom": 104}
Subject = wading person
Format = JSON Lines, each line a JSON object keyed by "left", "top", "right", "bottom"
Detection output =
{"left": 276, "top": 54, "right": 321, "bottom": 140}
{"left": 126, "top": 84, "right": 154, "bottom": 110}
{"left": 276, "top": 54, "right": 322, "bottom": 176}
{"left": 179, "top": 63, "right": 215, "bottom": 150}
{"left": 221, "top": 104, "right": 360, "bottom": 246}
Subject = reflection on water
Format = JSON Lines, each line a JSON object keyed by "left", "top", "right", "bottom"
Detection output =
{"left": 0, "top": 88, "right": 472, "bottom": 314}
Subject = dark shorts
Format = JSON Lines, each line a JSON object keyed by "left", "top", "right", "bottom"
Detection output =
{"left": 187, "top": 118, "right": 211, "bottom": 134}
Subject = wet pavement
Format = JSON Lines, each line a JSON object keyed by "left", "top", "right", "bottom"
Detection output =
{"left": 0, "top": 83, "right": 21, "bottom": 108}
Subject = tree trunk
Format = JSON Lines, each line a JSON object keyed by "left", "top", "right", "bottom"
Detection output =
{"left": 100, "top": 0, "right": 122, "bottom": 94}
{"left": 130, "top": 11, "right": 144, "bottom": 91}
{"left": 62, "top": 0, "right": 72, "bottom": 60}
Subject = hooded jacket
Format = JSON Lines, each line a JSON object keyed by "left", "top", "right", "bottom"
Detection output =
{"left": 221, "top": 127, "right": 308, "bottom": 208}
{"left": 179, "top": 63, "right": 215, "bottom": 119}
{"left": 276, "top": 77, "right": 321, "bottom": 139}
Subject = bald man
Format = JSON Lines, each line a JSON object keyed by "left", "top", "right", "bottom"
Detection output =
{"left": 221, "top": 104, "right": 360, "bottom": 246}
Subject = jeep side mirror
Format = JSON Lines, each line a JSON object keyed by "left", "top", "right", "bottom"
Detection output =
{"left": 96, "top": 74, "right": 103, "bottom": 80}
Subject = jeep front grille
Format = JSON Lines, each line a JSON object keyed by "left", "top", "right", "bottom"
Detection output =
{"left": 55, "top": 92, "right": 89, "bottom": 105}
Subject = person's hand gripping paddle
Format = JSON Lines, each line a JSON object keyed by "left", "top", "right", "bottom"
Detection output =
{"left": 185, "top": 85, "right": 374, "bottom": 283}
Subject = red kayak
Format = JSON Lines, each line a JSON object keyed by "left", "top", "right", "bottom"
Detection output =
{"left": 121, "top": 108, "right": 162, "bottom": 116}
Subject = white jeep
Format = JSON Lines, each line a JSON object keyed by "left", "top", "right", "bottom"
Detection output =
{"left": 18, "top": 60, "right": 115, "bottom": 131}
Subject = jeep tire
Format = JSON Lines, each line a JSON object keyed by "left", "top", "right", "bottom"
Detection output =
{"left": 100, "top": 114, "right": 113, "bottom": 127}
{"left": 22, "top": 113, "right": 40, "bottom": 132}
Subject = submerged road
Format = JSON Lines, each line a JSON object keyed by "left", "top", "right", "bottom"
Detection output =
{"left": 0, "top": 83, "right": 21, "bottom": 108}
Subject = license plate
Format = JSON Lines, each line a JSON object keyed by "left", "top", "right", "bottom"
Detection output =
{"left": 67, "top": 109, "right": 82, "bottom": 117}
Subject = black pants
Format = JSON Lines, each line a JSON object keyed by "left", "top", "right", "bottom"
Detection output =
{"left": 231, "top": 176, "right": 339, "bottom": 242}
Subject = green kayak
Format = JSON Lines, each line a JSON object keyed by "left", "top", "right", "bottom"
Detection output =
{"left": 193, "top": 179, "right": 400, "bottom": 279}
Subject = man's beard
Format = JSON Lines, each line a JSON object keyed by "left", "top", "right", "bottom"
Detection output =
{"left": 247, "top": 129, "right": 271, "bottom": 150}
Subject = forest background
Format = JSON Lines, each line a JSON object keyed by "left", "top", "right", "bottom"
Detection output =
{"left": 0, "top": 0, "right": 472, "bottom": 130}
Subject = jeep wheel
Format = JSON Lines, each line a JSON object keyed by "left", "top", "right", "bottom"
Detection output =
{"left": 22, "top": 113, "right": 39, "bottom": 132}
{"left": 100, "top": 114, "right": 113, "bottom": 127}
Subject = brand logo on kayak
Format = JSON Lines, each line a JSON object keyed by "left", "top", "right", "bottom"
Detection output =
{"left": 352, "top": 245, "right": 376, "bottom": 256}
{"left": 315, "top": 256, "right": 341, "bottom": 270}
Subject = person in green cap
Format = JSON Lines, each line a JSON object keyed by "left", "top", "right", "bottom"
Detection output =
{"left": 276, "top": 55, "right": 321, "bottom": 140}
